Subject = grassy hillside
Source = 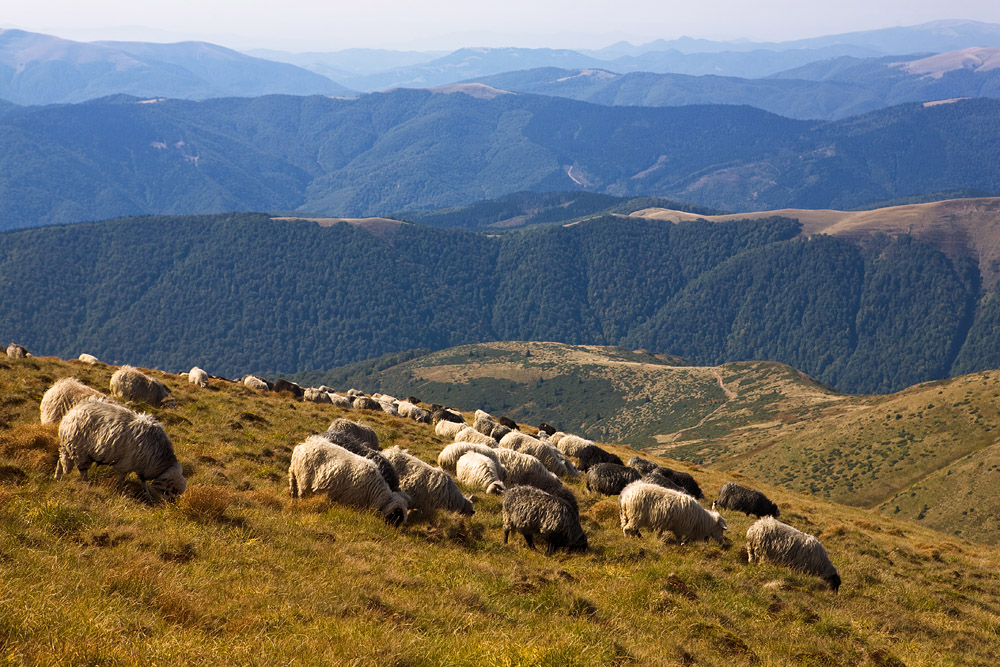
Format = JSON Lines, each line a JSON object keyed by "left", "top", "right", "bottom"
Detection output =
{"left": 302, "top": 341, "right": 1000, "bottom": 546}
{"left": 1, "top": 354, "right": 999, "bottom": 664}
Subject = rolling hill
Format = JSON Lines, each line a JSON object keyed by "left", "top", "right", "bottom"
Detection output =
{"left": 298, "top": 340, "right": 1000, "bottom": 546}
{"left": 2, "top": 91, "right": 1000, "bottom": 228}
{"left": 0, "top": 28, "right": 353, "bottom": 105}
{"left": 1, "top": 351, "right": 999, "bottom": 663}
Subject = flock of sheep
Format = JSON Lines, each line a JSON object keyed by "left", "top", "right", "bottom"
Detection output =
{"left": 18, "top": 345, "right": 840, "bottom": 593}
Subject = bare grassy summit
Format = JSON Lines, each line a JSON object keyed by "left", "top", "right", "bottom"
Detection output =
{"left": 0, "top": 354, "right": 977, "bottom": 663}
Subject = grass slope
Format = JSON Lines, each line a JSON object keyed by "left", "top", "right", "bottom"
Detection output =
{"left": 1, "top": 355, "right": 999, "bottom": 663}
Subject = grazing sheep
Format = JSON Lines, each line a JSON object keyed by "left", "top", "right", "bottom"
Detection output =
{"left": 639, "top": 470, "right": 687, "bottom": 494}
{"left": 397, "top": 400, "right": 431, "bottom": 424}
{"left": 435, "top": 419, "right": 467, "bottom": 439}
{"left": 554, "top": 434, "right": 593, "bottom": 457}
{"left": 376, "top": 395, "right": 399, "bottom": 416}
{"left": 318, "top": 430, "right": 401, "bottom": 493}
{"left": 288, "top": 436, "right": 407, "bottom": 526}
{"left": 473, "top": 410, "right": 511, "bottom": 440}
{"left": 437, "top": 442, "right": 503, "bottom": 475}
{"left": 327, "top": 418, "right": 380, "bottom": 450}
{"left": 382, "top": 446, "right": 474, "bottom": 517}
{"left": 78, "top": 353, "right": 100, "bottom": 365}
{"left": 537, "top": 423, "right": 556, "bottom": 436}
{"left": 328, "top": 393, "right": 351, "bottom": 408}
{"left": 433, "top": 408, "right": 465, "bottom": 425}
{"left": 713, "top": 482, "right": 779, "bottom": 518}
{"left": 454, "top": 427, "right": 498, "bottom": 448}
{"left": 319, "top": 385, "right": 335, "bottom": 393}
{"left": 110, "top": 366, "right": 175, "bottom": 407}
{"left": 347, "top": 388, "right": 363, "bottom": 397}
{"left": 628, "top": 457, "right": 703, "bottom": 499}
{"left": 497, "top": 415, "right": 519, "bottom": 431}
{"left": 304, "top": 388, "right": 333, "bottom": 404}
{"left": 575, "top": 444, "right": 623, "bottom": 472}
{"left": 353, "top": 396, "right": 382, "bottom": 411}
{"left": 746, "top": 517, "right": 840, "bottom": 592}
{"left": 585, "top": 463, "right": 641, "bottom": 496}
{"left": 55, "top": 400, "right": 187, "bottom": 501}
{"left": 456, "top": 452, "right": 506, "bottom": 495}
{"left": 243, "top": 375, "right": 271, "bottom": 391}
{"left": 188, "top": 367, "right": 209, "bottom": 388}
{"left": 619, "top": 482, "right": 727, "bottom": 545}
{"left": 273, "top": 379, "right": 304, "bottom": 399}
{"left": 40, "top": 378, "right": 109, "bottom": 425}
{"left": 494, "top": 448, "right": 560, "bottom": 490}
{"left": 499, "top": 431, "right": 575, "bottom": 478}
{"left": 5, "top": 343, "right": 29, "bottom": 358}
{"left": 502, "top": 485, "right": 587, "bottom": 556}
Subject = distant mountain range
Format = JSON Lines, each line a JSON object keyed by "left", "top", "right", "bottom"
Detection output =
{"left": 1, "top": 90, "right": 999, "bottom": 228}
{"left": 466, "top": 47, "right": 1000, "bottom": 120}
{"left": 0, "top": 28, "right": 353, "bottom": 104}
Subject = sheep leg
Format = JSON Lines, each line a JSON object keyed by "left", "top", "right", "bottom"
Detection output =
{"left": 503, "top": 528, "right": 510, "bottom": 544}
{"left": 54, "top": 451, "right": 72, "bottom": 480}
{"left": 545, "top": 541, "right": 555, "bottom": 557}
{"left": 521, "top": 531, "right": 536, "bottom": 550}
{"left": 140, "top": 480, "right": 154, "bottom": 503}
{"left": 78, "top": 464, "right": 90, "bottom": 483}
{"left": 289, "top": 471, "right": 299, "bottom": 498}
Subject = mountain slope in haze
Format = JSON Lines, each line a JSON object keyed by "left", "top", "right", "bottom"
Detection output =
{"left": 301, "top": 340, "right": 1000, "bottom": 545}
{"left": 470, "top": 47, "right": 1000, "bottom": 120}
{"left": 2, "top": 208, "right": 999, "bottom": 396}
{"left": 2, "top": 91, "right": 1000, "bottom": 228}
{"left": 0, "top": 29, "right": 353, "bottom": 105}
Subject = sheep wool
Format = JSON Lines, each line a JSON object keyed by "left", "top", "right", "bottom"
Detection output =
{"left": 77, "top": 353, "right": 100, "bottom": 365}
{"left": 435, "top": 419, "right": 467, "bottom": 439}
{"left": 502, "top": 485, "right": 587, "bottom": 556}
{"left": 56, "top": 400, "right": 187, "bottom": 501}
{"left": 619, "top": 482, "right": 727, "bottom": 545}
{"left": 289, "top": 436, "right": 408, "bottom": 526}
{"left": 456, "top": 452, "right": 506, "bottom": 495}
{"left": 109, "top": 366, "right": 175, "bottom": 407}
{"left": 714, "top": 482, "right": 779, "bottom": 518}
{"left": 5, "top": 343, "right": 29, "bottom": 358}
{"left": 40, "top": 378, "right": 109, "bottom": 425}
{"left": 382, "top": 446, "right": 474, "bottom": 516}
{"left": 437, "top": 442, "right": 503, "bottom": 475}
{"left": 327, "top": 418, "right": 380, "bottom": 450}
{"left": 746, "top": 517, "right": 840, "bottom": 591}
{"left": 304, "top": 388, "right": 333, "bottom": 404}
{"left": 585, "top": 463, "right": 641, "bottom": 496}
{"left": 499, "top": 431, "right": 574, "bottom": 478}
{"left": 318, "top": 430, "right": 401, "bottom": 493}
{"left": 397, "top": 401, "right": 431, "bottom": 423}
{"left": 494, "top": 448, "right": 560, "bottom": 490}
{"left": 243, "top": 375, "right": 270, "bottom": 391}
{"left": 188, "top": 367, "right": 209, "bottom": 388}
{"left": 554, "top": 434, "right": 593, "bottom": 457}
{"left": 454, "top": 427, "right": 498, "bottom": 448}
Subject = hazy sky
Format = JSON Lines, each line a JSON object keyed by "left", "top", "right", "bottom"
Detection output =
{"left": 5, "top": 0, "right": 1000, "bottom": 51}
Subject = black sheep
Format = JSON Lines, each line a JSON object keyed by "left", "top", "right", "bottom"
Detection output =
{"left": 576, "top": 444, "right": 623, "bottom": 472}
{"left": 585, "top": 463, "right": 641, "bottom": 496}
{"left": 713, "top": 482, "right": 779, "bottom": 518}
{"left": 502, "top": 485, "right": 588, "bottom": 556}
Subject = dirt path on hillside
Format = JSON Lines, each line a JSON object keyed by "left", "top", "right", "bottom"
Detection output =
{"left": 660, "top": 369, "right": 736, "bottom": 445}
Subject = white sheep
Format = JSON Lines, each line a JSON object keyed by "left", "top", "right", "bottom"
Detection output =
{"left": 437, "top": 442, "right": 504, "bottom": 475}
{"left": 328, "top": 393, "right": 352, "bottom": 408}
{"left": 494, "top": 448, "right": 560, "bottom": 490}
{"left": 619, "top": 482, "right": 727, "bottom": 545}
{"left": 746, "top": 517, "right": 841, "bottom": 592}
{"left": 77, "top": 353, "right": 100, "bottom": 365}
{"left": 289, "top": 435, "right": 408, "bottom": 526}
{"left": 377, "top": 395, "right": 399, "bottom": 416}
{"left": 499, "top": 431, "right": 577, "bottom": 478}
{"left": 304, "top": 388, "right": 332, "bottom": 403}
{"left": 397, "top": 400, "right": 431, "bottom": 424}
{"left": 40, "top": 378, "right": 109, "bottom": 425}
{"left": 456, "top": 452, "right": 506, "bottom": 495}
{"left": 435, "top": 419, "right": 467, "bottom": 439}
{"left": 454, "top": 427, "right": 498, "bottom": 447}
{"left": 188, "top": 367, "right": 209, "bottom": 388}
{"left": 382, "top": 446, "right": 473, "bottom": 516}
{"left": 55, "top": 400, "right": 187, "bottom": 501}
{"left": 109, "top": 366, "right": 175, "bottom": 407}
{"left": 243, "top": 375, "right": 270, "bottom": 391}
{"left": 5, "top": 343, "right": 29, "bottom": 358}
{"left": 554, "top": 433, "right": 593, "bottom": 457}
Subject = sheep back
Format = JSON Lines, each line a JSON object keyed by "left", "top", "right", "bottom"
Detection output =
{"left": 109, "top": 366, "right": 174, "bottom": 407}
{"left": 243, "top": 375, "right": 270, "bottom": 391}
{"left": 318, "top": 430, "right": 399, "bottom": 493}
{"left": 575, "top": 444, "right": 623, "bottom": 472}
{"left": 78, "top": 353, "right": 100, "bottom": 365}
{"left": 454, "top": 427, "right": 498, "bottom": 448}
{"left": 714, "top": 482, "right": 779, "bottom": 518}
{"left": 437, "top": 442, "right": 502, "bottom": 475}
{"left": 456, "top": 452, "right": 506, "bottom": 495}
{"left": 746, "top": 517, "right": 840, "bottom": 591}
{"left": 40, "top": 378, "right": 108, "bottom": 425}
{"left": 435, "top": 419, "right": 467, "bottom": 439}
{"left": 585, "top": 463, "right": 641, "bottom": 496}
{"left": 555, "top": 434, "right": 593, "bottom": 457}
{"left": 188, "top": 367, "right": 209, "bottom": 388}
{"left": 304, "top": 388, "right": 333, "bottom": 404}
{"left": 327, "top": 418, "right": 380, "bottom": 450}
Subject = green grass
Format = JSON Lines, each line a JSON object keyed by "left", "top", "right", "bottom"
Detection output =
{"left": 0, "top": 356, "right": 998, "bottom": 663}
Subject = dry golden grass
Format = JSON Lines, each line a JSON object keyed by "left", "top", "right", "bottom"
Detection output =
{"left": 0, "top": 355, "right": 997, "bottom": 664}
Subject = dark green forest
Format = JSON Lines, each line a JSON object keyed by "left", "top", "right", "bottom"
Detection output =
{"left": 2, "top": 92, "right": 1000, "bottom": 230}
{"left": 1, "top": 211, "right": 996, "bottom": 394}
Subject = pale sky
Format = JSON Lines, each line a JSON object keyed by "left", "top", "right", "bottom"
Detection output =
{"left": 4, "top": 0, "right": 1000, "bottom": 52}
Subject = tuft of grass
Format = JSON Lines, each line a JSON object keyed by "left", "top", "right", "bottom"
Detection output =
{"left": 177, "top": 485, "right": 233, "bottom": 522}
